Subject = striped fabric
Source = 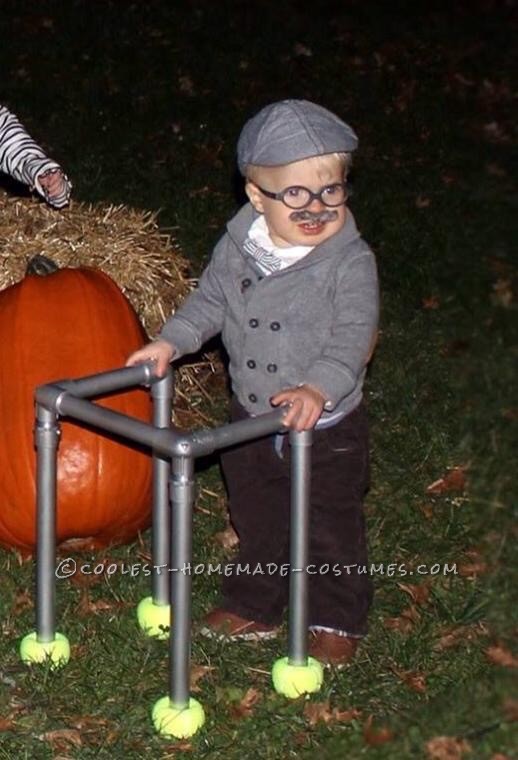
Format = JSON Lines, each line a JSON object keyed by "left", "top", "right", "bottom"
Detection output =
{"left": 0, "top": 104, "right": 71, "bottom": 208}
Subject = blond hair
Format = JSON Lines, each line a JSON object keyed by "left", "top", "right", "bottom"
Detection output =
{"left": 246, "top": 152, "right": 352, "bottom": 185}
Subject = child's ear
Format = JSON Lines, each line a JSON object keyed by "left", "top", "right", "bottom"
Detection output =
{"left": 245, "top": 181, "right": 264, "bottom": 213}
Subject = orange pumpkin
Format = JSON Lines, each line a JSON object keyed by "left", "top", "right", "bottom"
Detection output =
{"left": 0, "top": 257, "right": 153, "bottom": 552}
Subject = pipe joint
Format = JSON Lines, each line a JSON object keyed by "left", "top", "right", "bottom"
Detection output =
{"left": 150, "top": 370, "right": 173, "bottom": 399}
{"left": 169, "top": 437, "right": 193, "bottom": 458}
{"left": 35, "top": 384, "right": 68, "bottom": 413}
{"left": 289, "top": 429, "right": 313, "bottom": 448}
{"left": 33, "top": 421, "right": 61, "bottom": 449}
{"left": 169, "top": 478, "right": 195, "bottom": 504}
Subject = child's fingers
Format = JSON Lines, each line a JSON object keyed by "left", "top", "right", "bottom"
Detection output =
{"left": 125, "top": 350, "right": 148, "bottom": 367}
{"left": 278, "top": 397, "right": 302, "bottom": 428}
{"left": 155, "top": 354, "right": 171, "bottom": 377}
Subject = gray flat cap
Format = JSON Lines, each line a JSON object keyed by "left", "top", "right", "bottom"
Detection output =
{"left": 237, "top": 99, "right": 358, "bottom": 175}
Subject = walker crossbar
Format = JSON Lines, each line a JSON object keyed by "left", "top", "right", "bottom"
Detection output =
{"left": 22, "top": 361, "right": 320, "bottom": 738}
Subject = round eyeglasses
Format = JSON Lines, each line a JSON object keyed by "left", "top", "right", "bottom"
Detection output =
{"left": 256, "top": 182, "right": 349, "bottom": 210}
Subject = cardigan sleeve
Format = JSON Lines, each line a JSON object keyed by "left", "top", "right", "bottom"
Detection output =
{"left": 158, "top": 239, "right": 228, "bottom": 357}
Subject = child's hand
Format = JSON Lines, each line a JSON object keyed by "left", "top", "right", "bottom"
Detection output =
{"left": 37, "top": 168, "right": 70, "bottom": 207}
{"left": 270, "top": 384, "right": 327, "bottom": 431}
{"left": 126, "top": 339, "right": 175, "bottom": 378}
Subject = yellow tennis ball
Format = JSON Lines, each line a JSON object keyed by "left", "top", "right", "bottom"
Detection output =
{"left": 137, "top": 596, "right": 171, "bottom": 639}
{"left": 272, "top": 656, "right": 324, "bottom": 698}
{"left": 20, "top": 631, "right": 70, "bottom": 669}
{"left": 152, "top": 696, "right": 205, "bottom": 738}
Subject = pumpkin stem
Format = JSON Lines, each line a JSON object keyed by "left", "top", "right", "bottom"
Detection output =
{"left": 26, "top": 255, "right": 60, "bottom": 276}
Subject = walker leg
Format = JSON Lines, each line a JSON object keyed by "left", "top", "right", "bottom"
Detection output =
{"left": 20, "top": 405, "right": 70, "bottom": 669}
{"left": 272, "top": 429, "right": 323, "bottom": 698}
{"left": 137, "top": 370, "right": 173, "bottom": 639}
{"left": 152, "top": 454, "right": 205, "bottom": 738}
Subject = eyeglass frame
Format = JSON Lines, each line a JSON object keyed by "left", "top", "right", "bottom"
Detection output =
{"left": 254, "top": 181, "right": 352, "bottom": 210}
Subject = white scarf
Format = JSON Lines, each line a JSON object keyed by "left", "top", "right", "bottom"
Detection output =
{"left": 243, "top": 215, "right": 314, "bottom": 275}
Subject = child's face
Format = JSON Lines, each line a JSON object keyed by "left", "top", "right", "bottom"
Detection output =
{"left": 245, "top": 156, "right": 347, "bottom": 248}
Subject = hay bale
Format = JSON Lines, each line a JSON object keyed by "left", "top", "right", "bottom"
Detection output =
{"left": 0, "top": 190, "right": 224, "bottom": 425}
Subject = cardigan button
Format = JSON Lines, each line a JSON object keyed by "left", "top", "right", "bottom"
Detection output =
{"left": 248, "top": 393, "right": 257, "bottom": 403}
{"left": 241, "top": 278, "right": 252, "bottom": 289}
{"left": 247, "top": 359, "right": 256, "bottom": 369}
{"left": 249, "top": 318, "right": 259, "bottom": 328}
{"left": 266, "top": 363, "right": 277, "bottom": 373}
{"left": 270, "top": 321, "right": 281, "bottom": 331}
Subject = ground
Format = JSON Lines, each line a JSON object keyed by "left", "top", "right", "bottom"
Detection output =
{"left": 0, "top": 1, "right": 516, "bottom": 758}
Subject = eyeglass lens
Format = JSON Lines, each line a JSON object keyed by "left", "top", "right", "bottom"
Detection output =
{"left": 282, "top": 184, "right": 345, "bottom": 209}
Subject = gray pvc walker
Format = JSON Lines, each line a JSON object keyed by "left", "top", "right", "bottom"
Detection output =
{"left": 20, "top": 362, "right": 324, "bottom": 738}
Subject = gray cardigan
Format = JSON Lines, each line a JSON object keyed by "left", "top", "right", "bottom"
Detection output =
{"left": 160, "top": 203, "right": 379, "bottom": 419}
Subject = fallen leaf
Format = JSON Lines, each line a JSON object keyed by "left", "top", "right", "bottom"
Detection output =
{"left": 293, "top": 42, "right": 313, "bottom": 57}
{"left": 334, "top": 707, "right": 362, "bottom": 723}
{"left": 363, "top": 714, "right": 394, "bottom": 746}
{"left": 77, "top": 590, "right": 124, "bottom": 616}
{"left": 162, "top": 740, "right": 193, "bottom": 753}
{"left": 303, "top": 702, "right": 333, "bottom": 727}
{"left": 485, "top": 162, "right": 506, "bottom": 177}
{"left": 39, "top": 729, "right": 82, "bottom": 749}
{"left": 0, "top": 717, "right": 15, "bottom": 731}
{"left": 433, "top": 623, "right": 488, "bottom": 652}
{"left": 416, "top": 195, "right": 431, "bottom": 208}
{"left": 178, "top": 75, "right": 195, "bottom": 95}
{"left": 230, "top": 688, "right": 261, "bottom": 719}
{"left": 398, "top": 581, "right": 431, "bottom": 606}
{"left": 384, "top": 616, "right": 413, "bottom": 634}
{"left": 11, "top": 589, "right": 33, "bottom": 615}
{"left": 304, "top": 700, "right": 361, "bottom": 727}
{"left": 426, "top": 467, "right": 467, "bottom": 494}
{"left": 452, "top": 72, "right": 475, "bottom": 87}
{"left": 214, "top": 524, "right": 239, "bottom": 552}
{"left": 293, "top": 730, "right": 310, "bottom": 747}
{"left": 490, "top": 754, "right": 511, "bottom": 760}
{"left": 392, "top": 667, "right": 427, "bottom": 693}
{"left": 440, "top": 340, "right": 471, "bottom": 358}
{"left": 502, "top": 698, "right": 518, "bottom": 722}
{"left": 491, "top": 278, "right": 514, "bottom": 308}
{"left": 480, "top": 78, "right": 513, "bottom": 104}
{"left": 482, "top": 121, "right": 510, "bottom": 143}
{"left": 190, "top": 665, "right": 215, "bottom": 693}
{"left": 485, "top": 645, "right": 518, "bottom": 668}
{"left": 68, "top": 715, "right": 111, "bottom": 731}
{"left": 425, "top": 736, "right": 471, "bottom": 759}
{"left": 457, "top": 560, "right": 488, "bottom": 577}
{"left": 136, "top": 548, "right": 152, "bottom": 563}
{"left": 422, "top": 295, "right": 440, "bottom": 309}
{"left": 384, "top": 604, "right": 421, "bottom": 634}
{"left": 419, "top": 503, "right": 435, "bottom": 519}
{"left": 394, "top": 80, "right": 416, "bottom": 111}
{"left": 441, "top": 172, "right": 458, "bottom": 185}
{"left": 69, "top": 572, "right": 101, "bottom": 589}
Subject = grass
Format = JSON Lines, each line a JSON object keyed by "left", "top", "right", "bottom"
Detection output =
{"left": 0, "top": 0, "right": 516, "bottom": 757}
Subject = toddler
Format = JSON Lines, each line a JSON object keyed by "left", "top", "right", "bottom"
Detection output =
{"left": 128, "top": 100, "right": 379, "bottom": 665}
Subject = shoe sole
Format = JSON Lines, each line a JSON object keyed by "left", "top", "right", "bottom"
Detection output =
{"left": 199, "top": 625, "right": 278, "bottom": 642}
{"left": 320, "top": 660, "right": 347, "bottom": 671}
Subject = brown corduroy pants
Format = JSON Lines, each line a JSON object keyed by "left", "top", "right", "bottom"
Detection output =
{"left": 219, "top": 397, "right": 373, "bottom": 635}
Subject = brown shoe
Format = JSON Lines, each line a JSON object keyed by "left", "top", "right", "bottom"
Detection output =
{"left": 199, "top": 608, "right": 279, "bottom": 641}
{"left": 308, "top": 630, "right": 359, "bottom": 668}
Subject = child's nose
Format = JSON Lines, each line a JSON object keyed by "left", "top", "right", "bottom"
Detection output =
{"left": 307, "top": 195, "right": 325, "bottom": 210}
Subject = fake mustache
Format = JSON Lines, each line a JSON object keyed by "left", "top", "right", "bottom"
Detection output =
{"left": 289, "top": 209, "right": 339, "bottom": 223}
